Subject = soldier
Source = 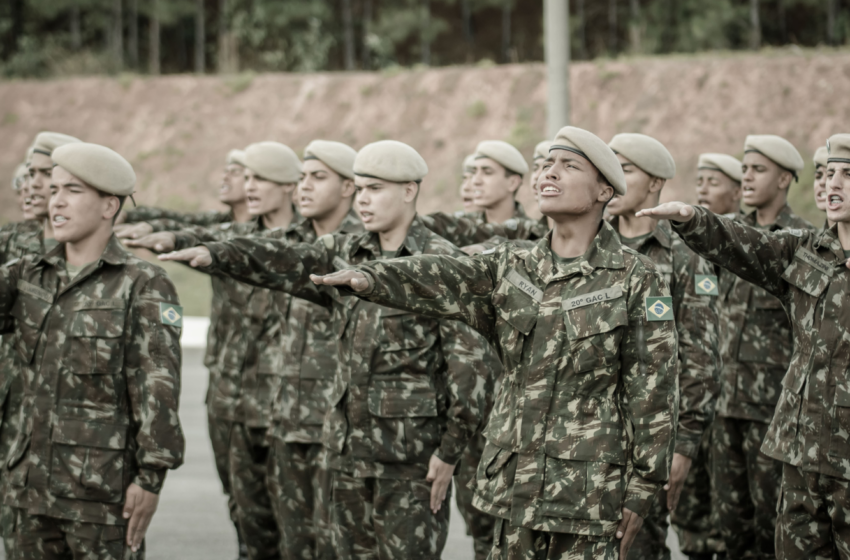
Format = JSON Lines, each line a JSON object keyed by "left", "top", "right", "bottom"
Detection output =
{"left": 637, "top": 131, "right": 850, "bottom": 560}
{"left": 604, "top": 134, "right": 721, "bottom": 560}
{"left": 812, "top": 146, "right": 831, "bottom": 231}
{"left": 115, "top": 149, "right": 251, "bottom": 239}
{"left": 0, "top": 141, "right": 184, "bottom": 559}
{"left": 310, "top": 126, "right": 678, "bottom": 560}
{"left": 159, "top": 140, "right": 495, "bottom": 560}
{"left": 459, "top": 154, "right": 478, "bottom": 213}
{"left": 695, "top": 153, "right": 743, "bottom": 217}
{"left": 708, "top": 136, "right": 813, "bottom": 559}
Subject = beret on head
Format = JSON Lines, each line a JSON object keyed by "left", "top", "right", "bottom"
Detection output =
{"left": 827, "top": 134, "right": 850, "bottom": 164}
{"left": 52, "top": 142, "right": 136, "bottom": 196}
{"left": 462, "top": 154, "right": 476, "bottom": 174}
{"left": 533, "top": 141, "right": 553, "bottom": 161}
{"left": 354, "top": 140, "right": 428, "bottom": 183}
{"left": 474, "top": 140, "right": 529, "bottom": 176}
{"left": 244, "top": 142, "right": 302, "bottom": 184}
{"left": 813, "top": 146, "right": 829, "bottom": 168}
{"left": 304, "top": 140, "right": 357, "bottom": 179}
{"left": 744, "top": 135, "right": 804, "bottom": 172}
{"left": 226, "top": 149, "right": 247, "bottom": 167}
{"left": 698, "top": 153, "right": 743, "bottom": 182}
{"left": 550, "top": 126, "right": 627, "bottom": 196}
{"left": 32, "top": 132, "right": 81, "bottom": 157}
{"left": 609, "top": 133, "right": 676, "bottom": 180}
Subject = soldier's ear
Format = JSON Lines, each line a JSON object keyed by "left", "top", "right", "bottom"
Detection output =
{"left": 341, "top": 178, "right": 356, "bottom": 199}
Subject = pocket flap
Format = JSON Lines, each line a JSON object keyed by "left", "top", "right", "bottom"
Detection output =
{"left": 544, "top": 397, "right": 626, "bottom": 465}
{"left": 368, "top": 378, "right": 438, "bottom": 418}
{"left": 68, "top": 309, "right": 126, "bottom": 338}
{"left": 781, "top": 250, "right": 832, "bottom": 298}
{"left": 51, "top": 418, "right": 127, "bottom": 450}
{"left": 835, "top": 383, "right": 850, "bottom": 408}
{"left": 493, "top": 280, "right": 539, "bottom": 335}
{"left": 11, "top": 286, "right": 52, "bottom": 330}
{"left": 564, "top": 293, "right": 628, "bottom": 341}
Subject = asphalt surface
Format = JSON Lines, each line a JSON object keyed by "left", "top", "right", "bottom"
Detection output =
{"left": 0, "top": 347, "right": 686, "bottom": 559}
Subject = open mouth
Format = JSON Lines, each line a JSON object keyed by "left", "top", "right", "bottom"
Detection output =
{"left": 360, "top": 211, "right": 373, "bottom": 223}
{"left": 52, "top": 215, "right": 68, "bottom": 227}
{"left": 828, "top": 193, "right": 844, "bottom": 211}
{"left": 539, "top": 183, "right": 562, "bottom": 196}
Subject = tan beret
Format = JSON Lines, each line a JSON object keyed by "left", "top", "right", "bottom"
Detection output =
{"left": 827, "top": 134, "right": 850, "bottom": 165}
{"left": 354, "top": 140, "right": 428, "bottom": 183}
{"left": 244, "top": 142, "right": 302, "bottom": 184}
{"left": 32, "top": 131, "right": 81, "bottom": 157}
{"left": 550, "top": 126, "right": 627, "bottom": 196}
{"left": 474, "top": 140, "right": 529, "bottom": 176}
{"left": 533, "top": 141, "right": 552, "bottom": 161}
{"left": 462, "top": 154, "right": 476, "bottom": 174}
{"left": 813, "top": 146, "right": 829, "bottom": 168}
{"left": 52, "top": 142, "right": 136, "bottom": 196}
{"left": 304, "top": 140, "right": 357, "bottom": 179}
{"left": 226, "top": 149, "right": 247, "bottom": 167}
{"left": 698, "top": 153, "right": 743, "bottom": 182}
{"left": 744, "top": 135, "right": 804, "bottom": 173}
{"left": 11, "top": 163, "right": 27, "bottom": 191}
{"left": 609, "top": 133, "right": 676, "bottom": 180}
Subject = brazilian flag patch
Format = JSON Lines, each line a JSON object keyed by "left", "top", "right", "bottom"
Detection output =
{"left": 159, "top": 303, "right": 183, "bottom": 327}
{"left": 694, "top": 275, "right": 719, "bottom": 296}
{"left": 645, "top": 296, "right": 674, "bottom": 322}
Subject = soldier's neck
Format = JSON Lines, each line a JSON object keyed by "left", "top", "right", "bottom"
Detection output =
{"left": 65, "top": 226, "right": 111, "bottom": 266}
{"left": 617, "top": 212, "right": 657, "bottom": 239}
{"left": 378, "top": 212, "right": 416, "bottom": 253}
{"left": 41, "top": 216, "right": 54, "bottom": 239}
{"left": 311, "top": 201, "right": 352, "bottom": 238}
{"left": 229, "top": 200, "right": 251, "bottom": 223}
{"left": 260, "top": 202, "right": 295, "bottom": 230}
{"left": 754, "top": 194, "right": 787, "bottom": 226}
{"left": 550, "top": 214, "right": 600, "bottom": 259}
{"left": 484, "top": 197, "right": 516, "bottom": 224}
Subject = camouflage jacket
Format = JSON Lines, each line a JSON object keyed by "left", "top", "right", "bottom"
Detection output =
{"left": 0, "top": 236, "right": 184, "bottom": 525}
{"left": 172, "top": 217, "right": 294, "bottom": 429}
{"left": 673, "top": 207, "right": 850, "bottom": 481}
{"left": 0, "top": 221, "right": 47, "bottom": 265}
{"left": 712, "top": 206, "right": 813, "bottom": 423}
{"left": 610, "top": 218, "right": 720, "bottom": 458}
{"left": 351, "top": 221, "right": 678, "bottom": 536}
{"left": 199, "top": 216, "right": 496, "bottom": 479}
{"left": 124, "top": 205, "right": 233, "bottom": 233}
{"left": 423, "top": 201, "right": 548, "bottom": 248}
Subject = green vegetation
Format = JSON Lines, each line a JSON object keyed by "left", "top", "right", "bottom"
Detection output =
{"left": 466, "top": 99, "right": 487, "bottom": 119}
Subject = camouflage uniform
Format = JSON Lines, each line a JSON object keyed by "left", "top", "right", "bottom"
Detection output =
{"left": 706, "top": 207, "right": 812, "bottom": 559}
{"left": 672, "top": 207, "right": 850, "bottom": 560}
{"left": 0, "top": 236, "right": 185, "bottom": 559}
{"left": 123, "top": 205, "right": 233, "bottom": 233}
{"left": 197, "top": 215, "right": 495, "bottom": 560}
{"left": 349, "top": 221, "right": 679, "bottom": 559}
{"left": 609, "top": 219, "right": 721, "bottom": 560}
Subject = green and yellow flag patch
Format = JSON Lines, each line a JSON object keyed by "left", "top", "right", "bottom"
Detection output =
{"left": 694, "top": 275, "right": 719, "bottom": 296}
{"left": 159, "top": 303, "right": 183, "bottom": 327}
{"left": 645, "top": 296, "right": 673, "bottom": 321}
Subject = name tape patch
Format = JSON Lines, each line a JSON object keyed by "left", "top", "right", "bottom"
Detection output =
{"left": 159, "top": 302, "right": 183, "bottom": 327}
{"left": 505, "top": 269, "right": 543, "bottom": 302}
{"left": 794, "top": 247, "right": 833, "bottom": 277}
{"left": 645, "top": 296, "right": 674, "bottom": 321}
{"left": 563, "top": 285, "right": 624, "bottom": 311}
{"left": 17, "top": 280, "right": 52, "bottom": 303}
{"left": 694, "top": 275, "right": 719, "bottom": 296}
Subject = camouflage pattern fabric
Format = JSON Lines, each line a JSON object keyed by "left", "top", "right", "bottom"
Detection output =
{"left": 13, "top": 509, "right": 142, "bottom": 560}
{"left": 672, "top": 206, "right": 850, "bottom": 559}
{"left": 454, "top": 432, "right": 496, "bottom": 560}
{"left": 711, "top": 416, "right": 781, "bottom": 558}
{"left": 776, "top": 462, "right": 850, "bottom": 560}
{"left": 329, "top": 471, "right": 450, "bottom": 560}
{"left": 489, "top": 518, "right": 618, "bottom": 560}
{"left": 349, "top": 221, "right": 678, "bottom": 546}
{"left": 229, "top": 424, "right": 278, "bottom": 560}
{"left": 0, "top": 235, "right": 184, "bottom": 526}
{"left": 267, "top": 439, "right": 332, "bottom": 560}
{"left": 671, "top": 430, "right": 725, "bottom": 555}
{"left": 610, "top": 218, "right": 721, "bottom": 560}
{"left": 122, "top": 205, "right": 233, "bottom": 233}
{"left": 422, "top": 201, "right": 548, "bottom": 249}
{"left": 207, "top": 414, "right": 238, "bottom": 527}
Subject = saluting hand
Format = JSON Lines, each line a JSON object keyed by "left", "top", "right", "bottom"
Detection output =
{"left": 461, "top": 244, "right": 486, "bottom": 256}
{"left": 158, "top": 247, "right": 213, "bottom": 268}
{"left": 123, "top": 483, "right": 160, "bottom": 552}
{"left": 125, "top": 232, "right": 177, "bottom": 253}
{"left": 114, "top": 222, "right": 154, "bottom": 239}
{"left": 310, "top": 270, "right": 370, "bottom": 292}
{"left": 425, "top": 454, "right": 454, "bottom": 514}
{"left": 635, "top": 202, "right": 696, "bottom": 222}
{"left": 616, "top": 507, "right": 644, "bottom": 559}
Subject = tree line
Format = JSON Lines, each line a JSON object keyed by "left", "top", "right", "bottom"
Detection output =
{"left": 0, "top": 0, "right": 846, "bottom": 78}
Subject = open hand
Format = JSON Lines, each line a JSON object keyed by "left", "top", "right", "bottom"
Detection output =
{"left": 425, "top": 454, "right": 454, "bottom": 514}
{"left": 663, "top": 453, "right": 693, "bottom": 512}
{"left": 635, "top": 202, "right": 696, "bottom": 222}
{"left": 114, "top": 222, "right": 153, "bottom": 239}
{"left": 616, "top": 507, "right": 644, "bottom": 559}
{"left": 123, "top": 483, "right": 160, "bottom": 552}
{"left": 125, "top": 232, "right": 177, "bottom": 253}
{"left": 310, "top": 270, "right": 370, "bottom": 292}
{"left": 158, "top": 247, "right": 213, "bottom": 268}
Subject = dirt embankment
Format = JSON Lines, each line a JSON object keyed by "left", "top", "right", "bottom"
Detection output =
{"left": 0, "top": 50, "right": 845, "bottom": 312}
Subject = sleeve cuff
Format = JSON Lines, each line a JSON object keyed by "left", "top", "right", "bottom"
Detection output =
{"left": 434, "top": 432, "right": 468, "bottom": 466}
{"left": 623, "top": 475, "right": 663, "bottom": 518}
{"left": 173, "top": 232, "right": 201, "bottom": 251}
{"left": 133, "top": 468, "right": 167, "bottom": 494}
{"left": 670, "top": 206, "right": 705, "bottom": 235}
{"left": 674, "top": 433, "right": 701, "bottom": 459}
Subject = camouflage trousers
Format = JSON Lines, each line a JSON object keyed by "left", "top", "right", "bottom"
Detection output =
{"left": 455, "top": 432, "right": 496, "bottom": 560}
{"left": 672, "top": 429, "right": 725, "bottom": 556}
{"left": 712, "top": 416, "right": 782, "bottom": 559}
{"left": 229, "top": 423, "right": 280, "bottom": 560}
{"left": 776, "top": 462, "right": 850, "bottom": 560}
{"left": 207, "top": 412, "right": 239, "bottom": 529}
{"left": 1, "top": 371, "right": 24, "bottom": 556}
{"left": 266, "top": 438, "right": 332, "bottom": 560}
{"left": 489, "top": 518, "right": 618, "bottom": 560}
{"left": 12, "top": 510, "right": 142, "bottom": 560}
{"left": 330, "top": 471, "right": 450, "bottom": 560}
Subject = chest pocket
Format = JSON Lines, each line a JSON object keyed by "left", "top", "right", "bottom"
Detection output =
{"left": 379, "top": 307, "right": 436, "bottom": 351}
{"left": 781, "top": 250, "right": 832, "bottom": 298}
{"left": 564, "top": 293, "right": 628, "bottom": 374}
{"left": 492, "top": 279, "right": 539, "bottom": 365}
{"left": 738, "top": 288, "right": 791, "bottom": 365}
{"left": 11, "top": 281, "right": 53, "bottom": 364}
{"left": 63, "top": 300, "right": 127, "bottom": 376}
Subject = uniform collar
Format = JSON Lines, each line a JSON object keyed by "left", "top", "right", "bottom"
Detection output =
{"left": 814, "top": 224, "right": 845, "bottom": 263}
{"left": 355, "top": 214, "right": 431, "bottom": 259}
{"left": 608, "top": 216, "right": 673, "bottom": 250}
{"left": 41, "top": 234, "right": 130, "bottom": 269}
{"left": 743, "top": 204, "right": 796, "bottom": 230}
{"left": 528, "top": 220, "right": 625, "bottom": 283}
